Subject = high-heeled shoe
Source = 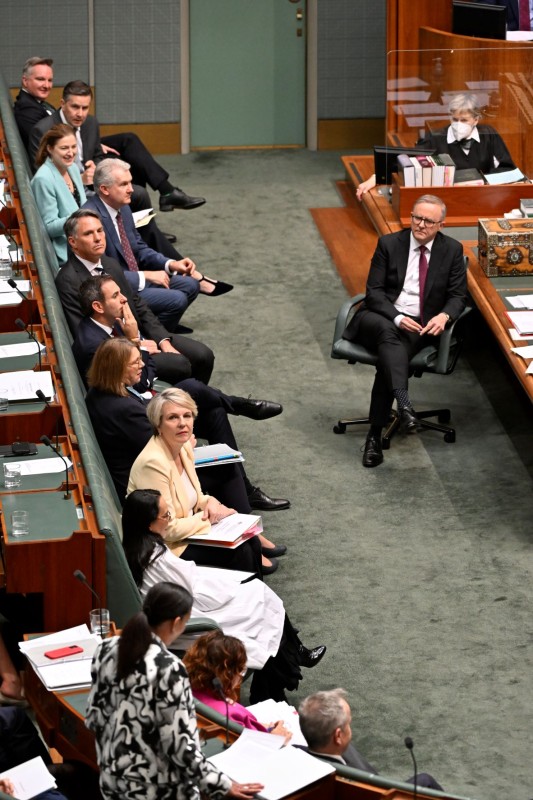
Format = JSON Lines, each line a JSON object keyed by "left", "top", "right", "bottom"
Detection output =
{"left": 298, "top": 644, "right": 327, "bottom": 668}
{"left": 198, "top": 274, "right": 234, "bottom": 297}
{"left": 261, "top": 544, "right": 287, "bottom": 558}
{"left": 262, "top": 558, "right": 279, "bottom": 576}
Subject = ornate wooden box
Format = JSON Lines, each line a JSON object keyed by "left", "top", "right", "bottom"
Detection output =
{"left": 478, "top": 218, "right": 533, "bottom": 277}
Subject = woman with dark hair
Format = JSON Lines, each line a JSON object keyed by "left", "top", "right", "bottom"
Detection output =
{"left": 31, "top": 123, "right": 86, "bottom": 263}
{"left": 122, "top": 490, "right": 326, "bottom": 702}
{"left": 86, "top": 582, "right": 262, "bottom": 800}
{"left": 184, "top": 631, "right": 291, "bottom": 739}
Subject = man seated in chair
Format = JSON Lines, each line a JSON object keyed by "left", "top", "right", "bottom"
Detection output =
{"left": 298, "top": 689, "right": 443, "bottom": 791}
{"left": 342, "top": 194, "right": 467, "bottom": 468}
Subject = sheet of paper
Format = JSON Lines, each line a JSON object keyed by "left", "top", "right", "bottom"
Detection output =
{"left": 0, "top": 341, "right": 45, "bottom": 358}
{"left": 506, "top": 31, "right": 533, "bottom": 41}
{"left": 507, "top": 311, "right": 533, "bottom": 335}
{"left": 37, "top": 658, "right": 93, "bottom": 689}
{"left": 0, "top": 279, "right": 31, "bottom": 293}
{"left": 246, "top": 699, "right": 307, "bottom": 746}
{"left": 0, "top": 369, "right": 54, "bottom": 401}
{"left": 511, "top": 345, "right": 533, "bottom": 359}
{"left": 194, "top": 443, "right": 243, "bottom": 467}
{"left": 209, "top": 731, "right": 334, "bottom": 800}
{"left": 18, "top": 457, "right": 73, "bottom": 476}
{"left": 19, "top": 624, "right": 92, "bottom": 654}
{"left": 484, "top": 168, "right": 526, "bottom": 185}
{"left": 507, "top": 295, "right": 533, "bottom": 310}
{"left": 0, "top": 756, "right": 56, "bottom": 800}
{"left": 527, "top": 361, "right": 533, "bottom": 373}
{"left": 0, "top": 293, "right": 22, "bottom": 306}
{"left": 387, "top": 90, "right": 431, "bottom": 102}
{"left": 509, "top": 327, "right": 533, "bottom": 341}
{"left": 189, "top": 513, "right": 262, "bottom": 544}
{"left": 387, "top": 77, "right": 428, "bottom": 89}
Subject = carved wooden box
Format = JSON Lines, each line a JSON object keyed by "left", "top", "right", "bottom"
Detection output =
{"left": 478, "top": 218, "right": 533, "bottom": 277}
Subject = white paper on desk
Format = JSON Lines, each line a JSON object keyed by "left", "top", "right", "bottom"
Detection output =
{"left": 484, "top": 168, "right": 526, "bottom": 185}
{"left": 0, "top": 279, "right": 31, "bottom": 293}
{"left": 0, "top": 756, "right": 56, "bottom": 800}
{"left": 394, "top": 102, "right": 447, "bottom": 115}
{"left": 0, "top": 292, "right": 22, "bottom": 306}
{"left": 511, "top": 345, "right": 533, "bottom": 359}
{"left": 387, "top": 77, "right": 428, "bottom": 89}
{"left": 246, "top": 699, "right": 307, "bottom": 747}
{"left": 509, "top": 327, "right": 533, "bottom": 341}
{"left": 527, "top": 361, "right": 533, "bottom": 373}
{"left": 0, "top": 369, "right": 53, "bottom": 401}
{"left": 18, "top": 457, "right": 73, "bottom": 476}
{"left": 19, "top": 624, "right": 92, "bottom": 655}
{"left": 37, "top": 658, "right": 93, "bottom": 690}
{"left": 387, "top": 90, "right": 431, "bottom": 102}
{"left": 507, "top": 295, "right": 533, "bottom": 310}
{"left": 506, "top": 31, "right": 533, "bottom": 41}
{"left": 209, "top": 730, "right": 334, "bottom": 800}
{"left": 0, "top": 341, "right": 45, "bottom": 358}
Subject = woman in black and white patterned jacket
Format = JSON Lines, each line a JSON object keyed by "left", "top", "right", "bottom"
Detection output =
{"left": 85, "top": 583, "right": 262, "bottom": 800}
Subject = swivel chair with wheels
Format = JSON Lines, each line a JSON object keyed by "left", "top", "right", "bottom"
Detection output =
{"left": 331, "top": 294, "right": 471, "bottom": 449}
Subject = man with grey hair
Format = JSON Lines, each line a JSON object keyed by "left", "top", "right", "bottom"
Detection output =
{"left": 82, "top": 158, "right": 202, "bottom": 331}
{"left": 342, "top": 194, "right": 467, "bottom": 468}
{"left": 298, "top": 689, "right": 443, "bottom": 789}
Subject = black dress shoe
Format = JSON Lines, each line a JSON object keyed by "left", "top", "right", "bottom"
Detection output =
{"left": 232, "top": 396, "right": 283, "bottom": 421}
{"left": 362, "top": 434, "right": 383, "bottom": 468}
{"left": 161, "top": 230, "right": 177, "bottom": 243}
{"left": 262, "top": 558, "right": 279, "bottom": 576}
{"left": 159, "top": 188, "right": 206, "bottom": 211}
{"left": 198, "top": 275, "right": 234, "bottom": 297}
{"left": 261, "top": 544, "right": 287, "bottom": 558}
{"left": 399, "top": 406, "right": 420, "bottom": 434}
{"left": 172, "top": 323, "right": 194, "bottom": 334}
{"left": 298, "top": 644, "right": 327, "bottom": 669}
{"left": 248, "top": 486, "right": 290, "bottom": 511}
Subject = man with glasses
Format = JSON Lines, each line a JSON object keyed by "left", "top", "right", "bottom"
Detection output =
{"left": 342, "top": 194, "right": 467, "bottom": 467}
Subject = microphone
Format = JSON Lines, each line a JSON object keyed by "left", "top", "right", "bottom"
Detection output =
{"left": 212, "top": 677, "right": 230, "bottom": 749}
{"left": 10, "top": 282, "right": 35, "bottom": 337}
{"left": 0, "top": 220, "right": 22, "bottom": 264}
{"left": 40, "top": 434, "right": 70, "bottom": 499}
{"left": 15, "top": 317, "right": 42, "bottom": 371}
{"left": 404, "top": 736, "right": 417, "bottom": 800}
{"left": 74, "top": 570, "right": 103, "bottom": 636}
{"left": 35, "top": 389, "right": 59, "bottom": 448}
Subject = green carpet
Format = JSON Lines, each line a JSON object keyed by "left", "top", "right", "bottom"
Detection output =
{"left": 149, "top": 149, "right": 532, "bottom": 800}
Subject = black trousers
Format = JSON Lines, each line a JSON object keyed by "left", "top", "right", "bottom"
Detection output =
{"left": 101, "top": 133, "right": 168, "bottom": 190}
{"left": 181, "top": 531, "right": 262, "bottom": 577}
{"left": 355, "top": 310, "right": 430, "bottom": 427}
{"left": 249, "top": 615, "right": 303, "bottom": 703}
{"left": 152, "top": 335, "right": 214, "bottom": 386}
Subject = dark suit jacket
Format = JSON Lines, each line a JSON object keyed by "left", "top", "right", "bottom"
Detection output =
{"left": 417, "top": 124, "right": 516, "bottom": 174}
{"left": 502, "top": 0, "right": 519, "bottom": 30}
{"left": 55, "top": 253, "right": 170, "bottom": 343}
{"left": 72, "top": 316, "right": 156, "bottom": 390}
{"left": 343, "top": 228, "right": 466, "bottom": 341}
{"left": 29, "top": 109, "right": 105, "bottom": 171}
{"left": 295, "top": 744, "right": 376, "bottom": 774}
{"left": 83, "top": 195, "right": 176, "bottom": 279}
{"left": 13, "top": 90, "right": 52, "bottom": 149}
{"left": 85, "top": 387, "right": 152, "bottom": 502}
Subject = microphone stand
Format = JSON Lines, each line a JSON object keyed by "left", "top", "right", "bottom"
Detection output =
{"left": 40, "top": 434, "right": 70, "bottom": 499}
{"left": 9, "top": 282, "right": 34, "bottom": 337}
{"left": 73, "top": 569, "right": 102, "bottom": 635}
{"left": 15, "top": 317, "right": 42, "bottom": 371}
{"left": 35, "top": 390, "right": 59, "bottom": 449}
{"left": 212, "top": 677, "right": 230, "bottom": 749}
{"left": 404, "top": 736, "right": 418, "bottom": 800}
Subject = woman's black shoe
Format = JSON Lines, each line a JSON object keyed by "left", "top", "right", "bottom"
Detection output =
{"left": 298, "top": 644, "right": 327, "bottom": 668}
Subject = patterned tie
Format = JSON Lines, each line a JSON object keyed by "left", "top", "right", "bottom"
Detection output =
{"left": 73, "top": 127, "right": 84, "bottom": 170}
{"left": 520, "top": 0, "right": 531, "bottom": 30}
{"left": 115, "top": 211, "right": 139, "bottom": 272}
{"left": 418, "top": 245, "right": 429, "bottom": 325}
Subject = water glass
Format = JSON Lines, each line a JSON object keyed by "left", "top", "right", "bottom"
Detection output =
{"left": 0, "top": 260, "right": 12, "bottom": 280}
{"left": 90, "top": 608, "right": 111, "bottom": 637}
{"left": 4, "top": 462, "right": 21, "bottom": 489}
{"left": 0, "top": 398, "right": 8, "bottom": 413}
{"left": 11, "top": 510, "right": 29, "bottom": 536}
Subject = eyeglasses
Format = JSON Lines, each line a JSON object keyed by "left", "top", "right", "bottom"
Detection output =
{"left": 158, "top": 510, "right": 172, "bottom": 521}
{"left": 411, "top": 213, "right": 441, "bottom": 227}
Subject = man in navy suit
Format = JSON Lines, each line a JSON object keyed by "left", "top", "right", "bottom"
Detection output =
{"left": 83, "top": 158, "right": 200, "bottom": 331}
{"left": 343, "top": 195, "right": 467, "bottom": 468}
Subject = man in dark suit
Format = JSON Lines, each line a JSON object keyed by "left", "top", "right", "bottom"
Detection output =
{"left": 343, "top": 194, "right": 467, "bottom": 468}
{"left": 72, "top": 274, "right": 289, "bottom": 515}
{"left": 500, "top": 0, "right": 519, "bottom": 30}
{"left": 81, "top": 158, "right": 200, "bottom": 331}
{"left": 56, "top": 209, "right": 289, "bottom": 511}
{"left": 298, "top": 689, "right": 443, "bottom": 790}
{"left": 15, "top": 61, "right": 204, "bottom": 210}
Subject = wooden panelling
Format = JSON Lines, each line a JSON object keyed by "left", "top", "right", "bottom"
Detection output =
{"left": 318, "top": 119, "right": 385, "bottom": 150}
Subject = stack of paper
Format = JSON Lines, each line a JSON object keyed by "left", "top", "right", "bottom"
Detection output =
{"left": 208, "top": 729, "right": 334, "bottom": 800}
{"left": 0, "top": 756, "right": 57, "bottom": 800}
{"left": 0, "top": 370, "right": 54, "bottom": 401}
{"left": 506, "top": 311, "right": 533, "bottom": 336}
{"left": 188, "top": 513, "right": 263, "bottom": 549}
{"left": 194, "top": 443, "right": 244, "bottom": 468}
{"left": 246, "top": 699, "right": 307, "bottom": 746}
{"left": 507, "top": 295, "right": 533, "bottom": 311}
{"left": 20, "top": 625, "right": 100, "bottom": 691}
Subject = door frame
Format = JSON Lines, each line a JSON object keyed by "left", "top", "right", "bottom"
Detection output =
{"left": 180, "top": 0, "right": 318, "bottom": 153}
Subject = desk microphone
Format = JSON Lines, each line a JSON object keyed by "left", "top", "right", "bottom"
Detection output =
{"left": 40, "top": 434, "right": 70, "bottom": 499}
{"left": 10, "top": 282, "right": 35, "bottom": 337}
{"left": 0, "top": 220, "right": 21, "bottom": 262}
{"left": 35, "top": 389, "right": 59, "bottom": 448}
{"left": 212, "top": 677, "right": 230, "bottom": 749}
{"left": 74, "top": 569, "right": 103, "bottom": 636}
{"left": 404, "top": 736, "right": 418, "bottom": 800}
{"left": 15, "top": 317, "right": 42, "bottom": 371}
